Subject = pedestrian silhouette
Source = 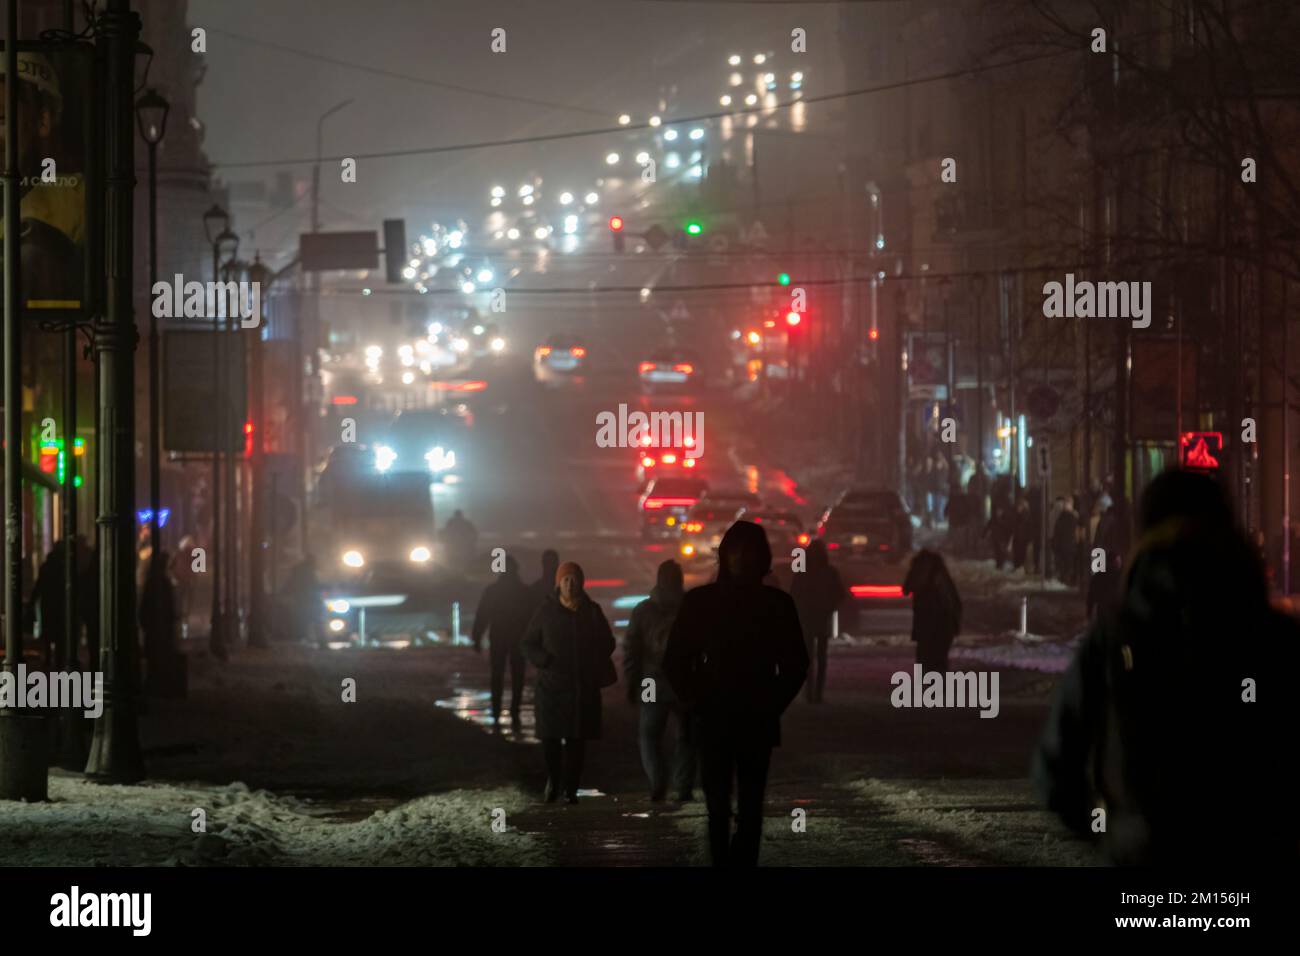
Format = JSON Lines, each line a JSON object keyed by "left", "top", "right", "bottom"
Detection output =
{"left": 532, "top": 549, "right": 560, "bottom": 605}
{"left": 522, "top": 560, "right": 617, "bottom": 803}
{"left": 1034, "top": 469, "right": 1300, "bottom": 865}
{"left": 790, "top": 539, "right": 845, "bottom": 703}
{"left": 471, "top": 554, "right": 534, "bottom": 731}
{"left": 139, "top": 551, "right": 180, "bottom": 694}
{"left": 902, "top": 549, "right": 962, "bottom": 674}
{"left": 624, "top": 559, "right": 697, "bottom": 801}
{"left": 663, "top": 520, "right": 808, "bottom": 866}
{"left": 26, "top": 539, "right": 68, "bottom": 668}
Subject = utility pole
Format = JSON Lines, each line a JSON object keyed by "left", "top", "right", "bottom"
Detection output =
{"left": 85, "top": 0, "right": 145, "bottom": 782}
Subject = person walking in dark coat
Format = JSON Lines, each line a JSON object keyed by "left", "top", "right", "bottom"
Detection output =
{"left": 1052, "top": 497, "right": 1079, "bottom": 586}
{"left": 471, "top": 554, "right": 535, "bottom": 731}
{"left": 1011, "top": 496, "right": 1033, "bottom": 570}
{"left": 624, "top": 559, "right": 697, "bottom": 801}
{"left": 663, "top": 520, "right": 808, "bottom": 866}
{"left": 521, "top": 560, "right": 617, "bottom": 804}
{"left": 987, "top": 477, "right": 1014, "bottom": 569}
{"left": 789, "top": 539, "right": 845, "bottom": 703}
{"left": 531, "top": 549, "right": 560, "bottom": 605}
{"left": 26, "top": 539, "right": 68, "bottom": 668}
{"left": 1034, "top": 470, "right": 1300, "bottom": 865}
{"left": 902, "top": 549, "right": 962, "bottom": 674}
{"left": 139, "top": 551, "right": 180, "bottom": 693}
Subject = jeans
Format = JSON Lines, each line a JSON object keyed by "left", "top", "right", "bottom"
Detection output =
{"left": 638, "top": 701, "right": 698, "bottom": 799}
{"left": 700, "top": 740, "right": 772, "bottom": 867}
{"left": 542, "top": 738, "right": 586, "bottom": 798}
{"left": 490, "top": 640, "right": 526, "bottom": 721}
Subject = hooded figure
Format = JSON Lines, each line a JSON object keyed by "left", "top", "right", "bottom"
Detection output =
{"left": 139, "top": 551, "right": 180, "bottom": 693}
{"left": 1034, "top": 470, "right": 1300, "bottom": 866}
{"left": 521, "top": 560, "right": 617, "bottom": 803}
{"left": 471, "top": 554, "right": 535, "bottom": 729}
{"left": 902, "top": 549, "right": 962, "bottom": 674}
{"left": 624, "top": 559, "right": 697, "bottom": 801}
{"left": 789, "top": 539, "right": 846, "bottom": 703}
{"left": 663, "top": 520, "right": 808, "bottom": 866}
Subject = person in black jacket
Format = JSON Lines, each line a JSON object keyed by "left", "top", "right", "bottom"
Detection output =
{"left": 663, "top": 520, "right": 808, "bottom": 866}
{"left": 471, "top": 554, "right": 535, "bottom": 731}
{"left": 789, "top": 539, "right": 845, "bottom": 703}
{"left": 531, "top": 549, "right": 560, "bottom": 605}
{"left": 624, "top": 559, "right": 696, "bottom": 801}
{"left": 521, "top": 560, "right": 617, "bottom": 804}
{"left": 903, "top": 549, "right": 962, "bottom": 674}
{"left": 139, "top": 551, "right": 179, "bottom": 694}
{"left": 1034, "top": 469, "right": 1300, "bottom": 865}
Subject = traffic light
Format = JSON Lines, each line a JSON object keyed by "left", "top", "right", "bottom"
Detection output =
{"left": 685, "top": 219, "right": 704, "bottom": 236}
{"left": 609, "top": 215, "right": 625, "bottom": 253}
{"left": 785, "top": 311, "right": 801, "bottom": 328}
{"left": 777, "top": 272, "right": 791, "bottom": 286}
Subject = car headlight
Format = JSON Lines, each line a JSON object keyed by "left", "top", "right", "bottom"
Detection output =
{"left": 451, "top": 337, "right": 469, "bottom": 353}
{"left": 409, "top": 546, "right": 432, "bottom": 563}
{"left": 327, "top": 599, "right": 350, "bottom": 614}
{"left": 489, "top": 337, "right": 505, "bottom": 353}
{"left": 375, "top": 444, "right": 397, "bottom": 472}
{"left": 342, "top": 549, "right": 365, "bottom": 569}
{"left": 328, "top": 619, "right": 347, "bottom": 633}
{"left": 425, "top": 446, "right": 456, "bottom": 472}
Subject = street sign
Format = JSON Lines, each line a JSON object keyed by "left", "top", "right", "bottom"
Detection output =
{"left": 1180, "top": 431, "right": 1223, "bottom": 473}
{"left": 300, "top": 231, "right": 379, "bottom": 272}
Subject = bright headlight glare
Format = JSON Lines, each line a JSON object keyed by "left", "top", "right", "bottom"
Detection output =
{"left": 425, "top": 447, "right": 456, "bottom": 472}
{"left": 375, "top": 444, "right": 397, "bottom": 472}
{"left": 342, "top": 550, "right": 365, "bottom": 568}
{"left": 409, "top": 546, "right": 432, "bottom": 563}
{"left": 327, "top": 599, "right": 350, "bottom": 614}
{"left": 329, "top": 619, "right": 347, "bottom": 633}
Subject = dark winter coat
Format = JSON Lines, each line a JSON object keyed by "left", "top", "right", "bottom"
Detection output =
{"left": 662, "top": 580, "right": 808, "bottom": 749}
{"left": 790, "top": 562, "right": 846, "bottom": 644}
{"left": 1034, "top": 519, "right": 1300, "bottom": 865}
{"left": 471, "top": 572, "right": 535, "bottom": 653}
{"left": 903, "top": 550, "right": 962, "bottom": 658}
{"left": 623, "top": 584, "right": 683, "bottom": 705}
{"left": 522, "top": 593, "right": 616, "bottom": 740}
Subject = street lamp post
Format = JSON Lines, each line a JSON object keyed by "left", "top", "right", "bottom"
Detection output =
{"left": 202, "top": 205, "right": 236, "bottom": 660}
{"left": 246, "top": 256, "right": 271, "bottom": 648}
{"left": 135, "top": 89, "right": 169, "bottom": 561}
{"left": 84, "top": 0, "right": 146, "bottom": 783}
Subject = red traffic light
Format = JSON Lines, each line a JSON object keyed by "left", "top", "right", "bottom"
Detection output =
{"left": 609, "top": 215, "right": 625, "bottom": 232}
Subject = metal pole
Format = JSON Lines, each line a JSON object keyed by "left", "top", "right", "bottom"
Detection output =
{"left": 208, "top": 240, "right": 224, "bottom": 659}
{"left": 147, "top": 139, "right": 160, "bottom": 557}
{"left": 85, "top": 0, "right": 145, "bottom": 782}
{"left": 1283, "top": 282, "right": 1290, "bottom": 595}
{"left": 223, "top": 262, "right": 236, "bottom": 645}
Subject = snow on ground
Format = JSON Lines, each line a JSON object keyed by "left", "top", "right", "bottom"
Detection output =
{"left": 951, "top": 636, "right": 1082, "bottom": 674}
{"left": 848, "top": 778, "right": 1099, "bottom": 867}
{"left": 0, "top": 772, "right": 546, "bottom": 866}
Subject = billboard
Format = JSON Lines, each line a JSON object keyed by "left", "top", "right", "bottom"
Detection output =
{"left": 0, "top": 42, "right": 95, "bottom": 317}
{"left": 163, "top": 330, "right": 248, "bottom": 454}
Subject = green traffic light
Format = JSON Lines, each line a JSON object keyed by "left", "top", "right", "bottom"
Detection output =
{"left": 778, "top": 272, "right": 791, "bottom": 286}
{"left": 685, "top": 220, "right": 703, "bottom": 236}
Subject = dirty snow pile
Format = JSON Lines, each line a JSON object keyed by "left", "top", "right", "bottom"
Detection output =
{"left": 0, "top": 772, "right": 546, "bottom": 867}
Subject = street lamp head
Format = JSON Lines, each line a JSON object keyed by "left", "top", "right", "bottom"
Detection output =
{"left": 203, "top": 204, "right": 230, "bottom": 245}
{"left": 135, "top": 88, "right": 170, "bottom": 146}
{"left": 215, "top": 227, "right": 240, "bottom": 264}
{"left": 247, "top": 253, "right": 272, "bottom": 289}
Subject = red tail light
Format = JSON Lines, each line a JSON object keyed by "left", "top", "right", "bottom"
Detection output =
{"left": 851, "top": 585, "right": 904, "bottom": 599}
{"left": 571, "top": 347, "right": 587, "bottom": 358}
{"left": 644, "top": 497, "right": 698, "bottom": 510}
{"left": 642, "top": 456, "right": 655, "bottom": 468}
{"left": 332, "top": 395, "right": 358, "bottom": 405}
{"left": 662, "top": 453, "right": 677, "bottom": 464}
{"left": 683, "top": 458, "right": 697, "bottom": 469}
{"left": 827, "top": 542, "right": 839, "bottom": 550}
{"left": 639, "top": 362, "right": 656, "bottom": 374}
{"left": 538, "top": 346, "right": 552, "bottom": 357}
{"left": 674, "top": 363, "right": 694, "bottom": 374}
{"left": 796, "top": 533, "right": 810, "bottom": 545}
